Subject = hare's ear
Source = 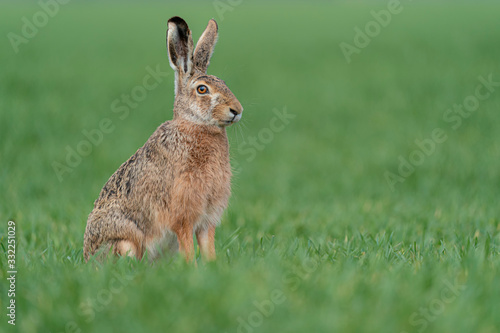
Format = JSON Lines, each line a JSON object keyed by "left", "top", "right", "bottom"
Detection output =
{"left": 193, "top": 19, "right": 218, "bottom": 73}
{"left": 167, "top": 16, "right": 194, "bottom": 76}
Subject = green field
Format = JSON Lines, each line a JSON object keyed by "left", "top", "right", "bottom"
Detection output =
{"left": 1, "top": 1, "right": 500, "bottom": 332}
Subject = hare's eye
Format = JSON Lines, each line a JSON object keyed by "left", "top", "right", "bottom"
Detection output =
{"left": 197, "top": 85, "right": 208, "bottom": 94}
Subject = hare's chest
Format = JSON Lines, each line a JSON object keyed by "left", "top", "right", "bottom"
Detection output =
{"left": 192, "top": 150, "right": 231, "bottom": 218}
{"left": 183, "top": 133, "right": 232, "bottom": 213}
{"left": 199, "top": 152, "right": 231, "bottom": 205}
{"left": 196, "top": 174, "right": 231, "bottom": 229}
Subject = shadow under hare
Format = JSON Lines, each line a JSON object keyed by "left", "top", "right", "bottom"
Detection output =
{"left": 83, "top": 16, "right": 243, "bottom": 263}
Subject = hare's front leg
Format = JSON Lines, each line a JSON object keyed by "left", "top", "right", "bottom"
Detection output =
{"left": 196, "top": 226, "right": 216, "bottom": 261}
{"left": 173, "top": 225, "right": 195, "bottom": 262}
{"left": 169, "top": 201, "right": 199, "bottom": 262}
{"left": 169, "top": 177, "right": 208, "bottom": 262}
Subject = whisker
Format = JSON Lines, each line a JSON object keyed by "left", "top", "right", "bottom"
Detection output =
{"left": 237, "top": 123, "right": 245, "bottom": 142}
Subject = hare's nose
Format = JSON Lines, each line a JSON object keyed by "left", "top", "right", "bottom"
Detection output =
{"left": 229, "top": 108, "right": 242, "bottom": 123}
{"left": 229, "top": 100, "right": 243, "bottom": 115}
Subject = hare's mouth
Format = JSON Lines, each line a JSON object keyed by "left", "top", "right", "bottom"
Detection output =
{"left": 221, "top": 113, "right": 241, "bottom": 126}
{"left": 232, "top": 113, "right": 242, "bottom": 123}
{"left": 221, "top": 120, "right": 234, "bottom": 126}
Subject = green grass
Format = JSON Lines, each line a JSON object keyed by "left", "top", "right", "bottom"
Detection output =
{"left": 1, "top": 1, "right": 500, "bottom": 332}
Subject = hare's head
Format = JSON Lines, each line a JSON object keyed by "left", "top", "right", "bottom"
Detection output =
{"left": 167, "top": 16, "right": 243, "bottom": 127}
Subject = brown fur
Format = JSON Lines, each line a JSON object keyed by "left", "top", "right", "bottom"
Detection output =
{"left": 83, "top": 17, "right": 242, "bottom": 262}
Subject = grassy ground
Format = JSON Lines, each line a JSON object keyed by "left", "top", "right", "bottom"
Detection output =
{"left": 1, "top": 1, "right": 500, "bottom": 332}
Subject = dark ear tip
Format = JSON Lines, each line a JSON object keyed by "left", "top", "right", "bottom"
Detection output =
{"left": 209, "top": 18, "right": 218, "bottom": 31}
{"left": 168, "top": 16, "right": 189, "bottom": 29}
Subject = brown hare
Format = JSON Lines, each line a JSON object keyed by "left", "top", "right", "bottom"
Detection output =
{"left": 83, "top": 16, "right": 242, "bottom": 262}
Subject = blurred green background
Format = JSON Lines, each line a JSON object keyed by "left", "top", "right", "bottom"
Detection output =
{"left": 1, "top": 1, "right": 500, "bottom": 332}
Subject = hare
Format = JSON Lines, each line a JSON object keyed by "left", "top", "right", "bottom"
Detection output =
{"left": 83, "top": 16, "right": 242, "bottom": 262}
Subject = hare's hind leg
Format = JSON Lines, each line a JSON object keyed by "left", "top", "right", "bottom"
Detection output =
{"left": 114, "top": 240, "right": 139, "bottom": 258}
{"left": 84, "top": 210, "right": 144, "bottom": 262}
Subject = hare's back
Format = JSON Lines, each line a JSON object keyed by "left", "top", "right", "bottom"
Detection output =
{"left": 93, "top": 122, "right": 184, "bottom": 211}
